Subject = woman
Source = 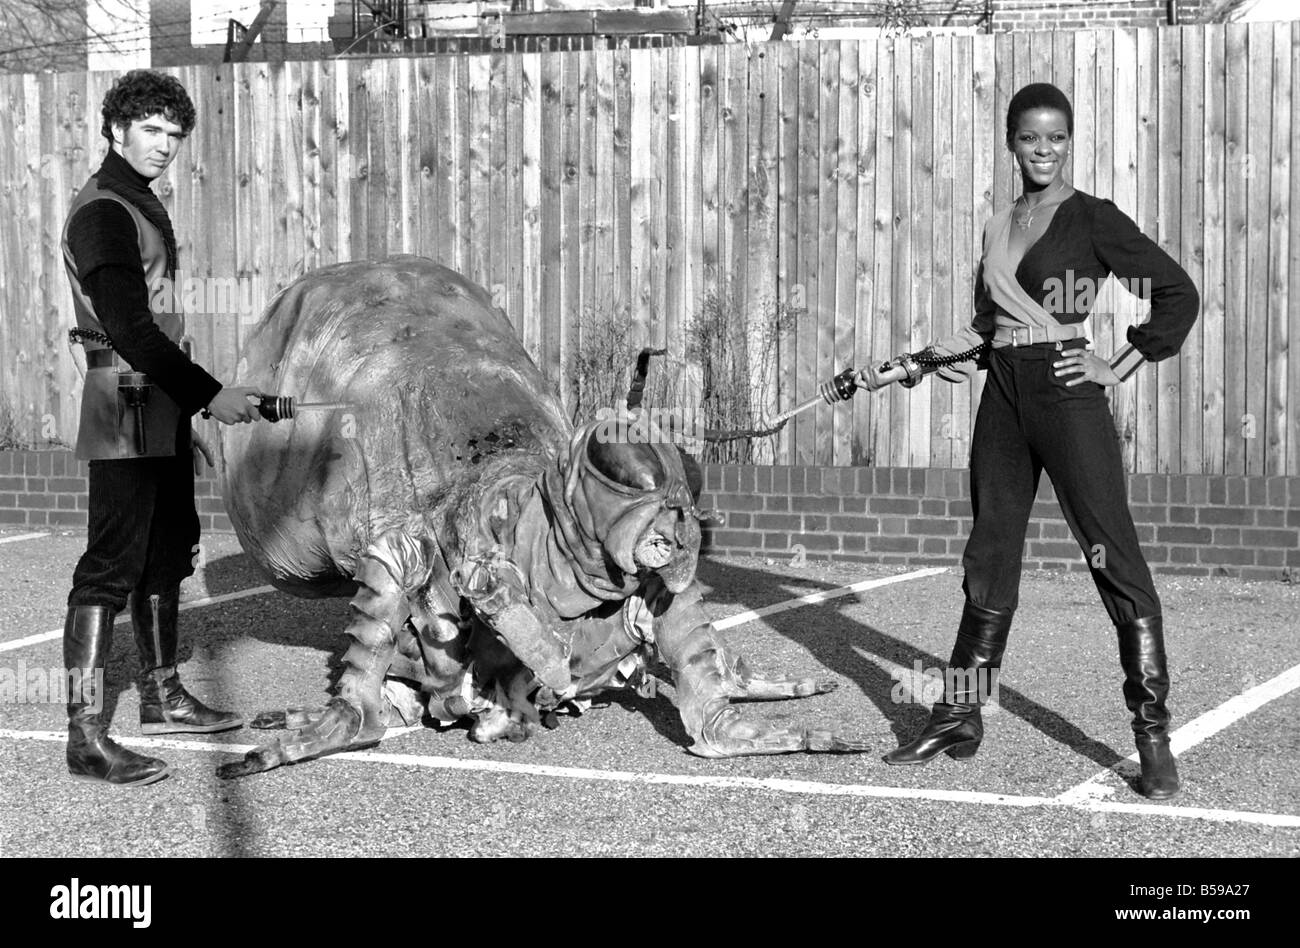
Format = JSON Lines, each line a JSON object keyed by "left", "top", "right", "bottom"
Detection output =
{"left": 857, "top": 83, "right": 1199, "bottom": 799}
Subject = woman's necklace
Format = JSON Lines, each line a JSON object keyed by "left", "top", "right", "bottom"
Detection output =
{"left": 1014, "top": 180, "right": 1067, "bottom": 229}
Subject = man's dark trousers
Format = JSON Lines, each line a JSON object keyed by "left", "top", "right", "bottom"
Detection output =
{"left": 69, "top": 423, "right": 198, "bottom": 612}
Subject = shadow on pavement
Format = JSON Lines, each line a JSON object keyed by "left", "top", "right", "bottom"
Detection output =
{"left": 695, "top": 556, "right": 1128, "bottom": 773}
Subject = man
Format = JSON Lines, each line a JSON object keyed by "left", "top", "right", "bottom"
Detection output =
{"left": 62, "top": 69, "right": 261, "bottom": 787}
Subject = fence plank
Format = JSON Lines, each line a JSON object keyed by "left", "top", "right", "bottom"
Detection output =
{"left": 629, "top": 48, "right": 653, "bottom": 358}
{"left": 327, "top": 58, "right": 349, "bottom": 265}
{"left": 347, "top": 60, "right": 373, "bottom": 261}
{"left": 13, "top": 75, "right": 39, "bottom": 442}
{"left": 1085, "top": 35, "right": 1113, "bottom": 457}
{"left": 398, "top": 58, "right": 418, "bottom": 257}
{"left": 851, "top": 40, "right": 876, "bottom": 466}
{"left": 539, "top": 52, "right": 562, "bottom": 391}
{"left": 748, "top": 45, "right": 779, "bottom": 463}
{"left": 1223, "top": 24, "right": 1250, "bottom": 475}
{"left": 502, "top": 53, "right": 523, "bottom": 333}
{"left": 816, "top": 42, "right": 839, "bottom": 468}
{"left": 651, "top": 46, "right": 671, "bottom": 354}
{"left": 274, "top": 63, "right": 300, "bottom": 286}
{"left": 1244, "top": 22, "right": 1272, "bottom": 476}
{"left": 1179, "top": 26, "right": 1205, "bottom": 476}
{"left": 577, "top": 48, "right": 598, "bottom": 386}
{"left": 968, "top": 32, "right": 995, "bottom": 447}
{"left": 519, "top": 52, "right": 542, "bottom": 360}
{"left": 908, "top": 36, "right": 932, "bottom": 469}
{"left": 1266, "top": 22, "right": 1290, "bottom": 475}
{"left": 1109, "top": 29, "right": 1140, "bottom": 473}
{"left": 889, "top": 36, "right": 913, "bottom": 469}
{"left": 0, "top": 77, "right": 21, "bottom": 440}
{"left": 300, "top": 60, "right": 324, "bottom": 271}
{"left": 1290, "top": 22, "right": 1300, "bottom": 477}
{"left": 467, "top": 55, "right": 492, "bottom": 285}
{"left": 832, "top": 41, "right": 858, "bottom": 468}
{"left": 488, "top": 53, "right": 510, "bottom": 296}
{"left": 681, "top": 45, "right": 702, "bottom": 359}
{"left": 1134, "top": 29, "right": 1159, "bottom": 474}
{"left": 946, "top": 35, "right": 975, "bottom": 466}
{"left": 929, "top": 35, "right": 954, "bottom": 470}
{"left": 868, "top": 36, "right": 895, "bottom": 469}
{"left": 42, "top": 72, "right": 76, "bottom": 445}
{"left": 664, "top": 44, "right": 685, "bottom": 359}
{"left": 561, "top": 51, "right": 582, "bottom": 406}
{"left": 612, "top": 48, "right": 632, "bottom": 346}
{"left": 1157, "top": 26, "right": 1182, "bottom": 474}
{"left": 776, "top": 41, "right": 799, "bottom": 466}
{"left": 1201, "top": 25, "right": 1227, "bottom": 474}
{"left": 795, "top": 40, "right": 819, "bottom": 466}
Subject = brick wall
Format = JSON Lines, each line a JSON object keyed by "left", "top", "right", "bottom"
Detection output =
{"left": 0, "top": 451, "right": 231, "bottom": 534}
{"left": 988, "top": 0, "right": 1213, "bottom": 30}
{"left": 698, "top": 463, "right": 1300, "bottom": 584}
{"left": 3, "top": 450, "right": 1295, "bottom": 583}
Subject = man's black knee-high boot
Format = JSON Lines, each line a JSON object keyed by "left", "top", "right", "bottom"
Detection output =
{"left": 134, "top": 589, "right": 242, "bottom": 735}
{"left": 1116, "top": 615, "right": 1180, "bottom": 799}
{"left": 64, "top": 605, "right": 171, "bottom": 786}
{"left": 883, "top": 601, "right": 1013, "bottom": 766}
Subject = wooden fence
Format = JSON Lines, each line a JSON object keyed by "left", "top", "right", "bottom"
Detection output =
{"left": 1, "top": 23, "right": 1297, "bottom": 475}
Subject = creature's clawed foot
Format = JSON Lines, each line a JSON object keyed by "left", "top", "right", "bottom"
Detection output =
{"left": 217, "top": 697, "right": 366, "bottom": 779}
{"left": 731, "top": 672, "right": 840, "bottom": 701}
{"left": 249, "top": 707, "right": 324, "bottom": 730}
{"left": 801, "top": 728, "right": 871, "bottom": 753}
{"left": 691, "top": 706, "right": 870, "bottom": 758}
{"left": 794, "top": 678, "right": 839, "bottom": 698}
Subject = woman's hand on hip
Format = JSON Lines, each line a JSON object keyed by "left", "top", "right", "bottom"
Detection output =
{"left": 1054, "top": 350, "right": 1120, "bottom": 387}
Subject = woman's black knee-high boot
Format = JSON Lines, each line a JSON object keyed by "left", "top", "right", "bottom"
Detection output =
{"left": 883, "top": 601, "right": 1013, "bottom": 765}
{"left": 1116, "top": 615, "right": 1180, "bottom": 799}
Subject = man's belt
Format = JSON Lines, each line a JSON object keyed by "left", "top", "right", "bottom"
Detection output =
{"left": 991, "top": 323, "right": 1085, "bottom": 347}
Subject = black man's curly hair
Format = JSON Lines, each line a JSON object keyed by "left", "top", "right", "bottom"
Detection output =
{"left": 100, "top": 69, "right": 196, "bottom": 143}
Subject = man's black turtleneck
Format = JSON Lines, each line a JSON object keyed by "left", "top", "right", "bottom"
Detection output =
{"left": 68, "top": 149, "right": 221, "bottom": 416}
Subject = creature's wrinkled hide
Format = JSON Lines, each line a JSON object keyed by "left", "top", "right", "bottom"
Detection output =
{"left": 221, "top": 256, "right": 571, "bottom": 596}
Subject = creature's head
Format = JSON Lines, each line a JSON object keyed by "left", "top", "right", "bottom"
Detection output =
{"left": 561, "top": 412, "right": 703, "bottom": 593}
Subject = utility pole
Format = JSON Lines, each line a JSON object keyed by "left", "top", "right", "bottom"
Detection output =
{"left": 223, "top": 0, "right": 278, "bottom": 63}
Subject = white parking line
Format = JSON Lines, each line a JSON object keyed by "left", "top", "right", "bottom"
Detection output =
{"left": 1, "top": 727, "right": 1295, "bottom": 828}
{"left": 713, "top": 567, "right": 948, "bottom": 630}
{"left": 0, "top": 568, "right": 946, "bottom": 654}
{"left": 1057, "top": 662, "right": 1300, "bottom": 803}
{"left": 0, "top": 585, "right": 277, "bottom": 654}
{"left": 0, "top": 532, "right": 50, "bottom": 545}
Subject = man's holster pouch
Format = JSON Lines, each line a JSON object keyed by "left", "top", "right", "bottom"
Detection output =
{"left": 76, "top": 350, "right": 181, "bottom": 460}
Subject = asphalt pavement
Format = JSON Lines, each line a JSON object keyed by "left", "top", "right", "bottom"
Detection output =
{"left": 1, "top": 529, "right": 1297, "bottom": 858}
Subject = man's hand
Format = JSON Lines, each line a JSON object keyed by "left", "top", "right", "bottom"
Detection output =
{"left": 1054, "top": 351, "right": 1120, "bottom": 387}
{"left": 191, "top": 427, "right": 215, "bottom": 476}
{"left": 854, "top": 360, "right": 910, "bottom": 393}
{"left": 204, "top": 385, "right": 263, "bottom": 424}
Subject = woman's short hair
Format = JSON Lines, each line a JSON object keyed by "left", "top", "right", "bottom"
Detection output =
{"left": 1006, "top": 82, "right": 1074, "bottom": 146}
{"left": 101, "top": 70, "right": 196, "bottom": 143}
